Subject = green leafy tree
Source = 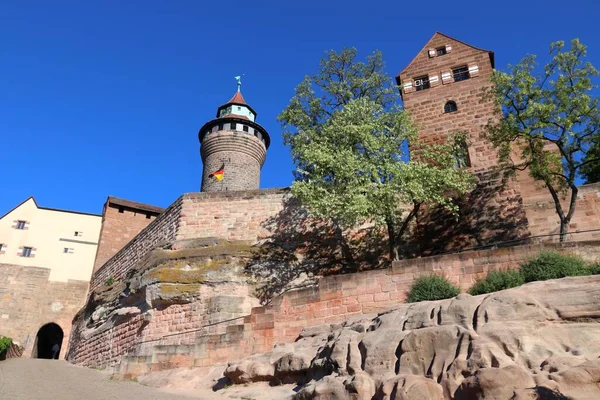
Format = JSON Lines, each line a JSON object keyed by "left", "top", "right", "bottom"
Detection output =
{"left": 279, "top": 48, "right": 473, "bottom": 259}
{"left": 581, "top": 139, "right": 600, "bottom": 183}
{"left": 485, "top": 39, "right": 600, "bottom": 241}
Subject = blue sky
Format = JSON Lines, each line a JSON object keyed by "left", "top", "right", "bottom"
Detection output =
{"left": 2, "top": 0, "right": 599, "bottom": 215}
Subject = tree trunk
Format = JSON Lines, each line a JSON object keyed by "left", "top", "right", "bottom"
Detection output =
{"left": 333, "top": 221, "right": 354, "bottom": 264}
{"left": 386, "top": 220, "right": 397, "bottom": 261}
{"left": 546, "top": 182, "right": 578, "bottom": 243}
{"left": 560, "top": 185, "right": 579, "bottom": 242}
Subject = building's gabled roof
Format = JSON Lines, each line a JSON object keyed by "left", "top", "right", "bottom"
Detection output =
{"left": 105, "top": 196, "right": 165, "bottom": 215}
{"left": 397, "top": 31, "right": 495, "bottom": 78}
{"left": 0, "top": 196, "right": 101, "bottom": 220}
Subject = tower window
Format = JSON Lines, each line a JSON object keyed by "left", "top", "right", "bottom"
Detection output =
{"left": 444, "top": 101, "right": 458, "bottom": 113}
{"left": 414, "top": 75, "right": 430, "bottom": 91}
{"left": 16, "top": 220, "right": 26, "bottom": 230}
{"left": 242, "top": 125, "right": 249, "bottom": 132}
{"left": 230, "top": 123, "right": 236, "bottom": 131}
{"left": 146, "top": 213, "right": 152, "bottom": 219}
{"left": 436, "top": 47, "right": 447, "bottom": 56}
{"left": 452, "top": 66, "right": 470, "bottom": 82}
{"left": 118, "top": 207, "right": 124, "bottom": 213}
{"left": 22, "top": 247, "right": 32, "bottom": 257}
{"left": 218, "top": 123, "right": 223, "bottom": 131}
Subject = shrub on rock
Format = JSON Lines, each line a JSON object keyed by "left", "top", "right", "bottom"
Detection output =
{"left": 407, "top": 275, "right": 460, "bottom": 303}
{"left": 469, "top": 270, "right": 524, "bottom": 295}
{"left": 520, "top": 251, "right": 589, "bottom": 283}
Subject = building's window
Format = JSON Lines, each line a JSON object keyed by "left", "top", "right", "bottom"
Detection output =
{"left": 63, "top": 248, "right": 69, "bottom": 254}
{"left": 242, "top": 125, "right": 249, "bottom": 132}
{"left": 63, "top": 247, "right": 74, "bottom": 254}
{"left": 237, "top": 106, "right": 241, "bottom": 111}
{"left": 414, "top": 75, "right": 430, "bottom": 91}
{"left": 74, "top": 231, "right": 83, "bottom": 237}
{"left": 218, "top": 123, "right": 223, "bottom": 131}
{"left": 118, "top": 207, "right": 124, "bottom": 213}
{"left": 452, "top": 66, "right": 470, "bottom": 82}
{"left": 436, "top": 47, "right": 447, "bottom": 56}
{"left": 16, "top": 220, "right": 26, "bottom": 230}
{"left": 0, "top": 244, "right": 4, "bottom": 252}
{"left": 230, "top": 123, "right": 236, "bottom": 131}
{"left": 444, "top": 101, "right": 458, "bottom": 113}
{"left": 22, "top": 247, "right": 32, "bottom": 257}
{"left": 146, "top": 213, "right": 152, "bottom": 219}
{"left": 453, "top": 138, "right": 471, "bottom": 168}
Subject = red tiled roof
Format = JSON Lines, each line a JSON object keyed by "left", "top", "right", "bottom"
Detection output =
{"left": 219, "top": 113, "right": 250, "bottom": 120}
{"left": 227, "top": 91, "right": 247, "bottom": 105}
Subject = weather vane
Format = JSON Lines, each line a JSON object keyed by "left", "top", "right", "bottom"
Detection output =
{"left": 234, "top": 75, "right": 244, "bottom": 92}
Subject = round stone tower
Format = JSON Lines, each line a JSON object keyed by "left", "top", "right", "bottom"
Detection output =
{"left": 198, "top": 87, "right": 270, "bottom": 192}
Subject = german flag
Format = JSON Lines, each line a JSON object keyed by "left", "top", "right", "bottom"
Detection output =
{"left": 208, "top": 164, "right": 225, "bottom": 181}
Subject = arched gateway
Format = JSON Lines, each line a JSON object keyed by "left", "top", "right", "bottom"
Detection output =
{"left": 32, "top": 323, "right": 64, "bottom": 359}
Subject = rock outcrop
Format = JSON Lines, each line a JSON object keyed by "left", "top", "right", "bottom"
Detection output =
{"left": 218, "top": 275, "right": 600, "bottom": 399}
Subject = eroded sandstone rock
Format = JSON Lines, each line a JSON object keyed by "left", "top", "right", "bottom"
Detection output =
{"left": 219, "top": 276, "right": 600, "bottom": 399}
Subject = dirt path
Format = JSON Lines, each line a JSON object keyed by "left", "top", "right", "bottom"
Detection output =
{"left": 0, "top": 359, "right": 202, "bottom": 400}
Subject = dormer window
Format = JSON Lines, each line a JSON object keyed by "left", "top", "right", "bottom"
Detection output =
{"left": 436, "top": 47, "right": 447, "bottom": 56}
{"left": 414, "top": 75, "right": 430, "bottom": 91}
{"left": 452, "top": 66, "right": 470, "bottom": 82}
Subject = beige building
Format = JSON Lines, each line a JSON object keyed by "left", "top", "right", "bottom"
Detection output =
{"left": 0, "top": 197, "right": 101, "bottom": 282}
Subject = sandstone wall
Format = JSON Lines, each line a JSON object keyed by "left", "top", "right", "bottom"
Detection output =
{"left": 89, "top": 189, "right": 288, "bottom": 290}
{"left": 519, "top": 181, "right": 600, "bottom": 239}
{"left": 70, "top": 241, "right": 600, "bottom": 375}
{"left": 90, "top": 197, "right": 183, "bottom": 290}
{"left": 0, "top": 264, "right": 89, "bottom": 359}
{"left": 176, "top": 189, "right": 287, "bottom": 242}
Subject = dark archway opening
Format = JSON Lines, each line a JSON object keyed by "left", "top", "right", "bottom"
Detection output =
{"left": 35, "top": 323, "right": 64, "bottom": 359}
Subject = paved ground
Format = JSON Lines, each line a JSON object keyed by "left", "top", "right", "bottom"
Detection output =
{"left": 0, "top": 359, "right": 202, "bottom": 400}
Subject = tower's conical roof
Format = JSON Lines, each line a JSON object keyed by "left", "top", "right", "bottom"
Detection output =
{"left": 226, "top": 91, "right": 247, "bottom": 105}
{"left": 216, "top": 90, "right": 257, "bottom": 120}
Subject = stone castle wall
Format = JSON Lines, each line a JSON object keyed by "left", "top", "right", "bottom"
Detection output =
{"left": 90, "top": 197, "right": 184, "bottom": 290}
{"left": 66, "top": 241, "right": 600, "bottom": 374}
{"left": 89, "top": 184, "right": 600, "bottom": 291}
{"left": 520, "top": 182, "right": 600, "bottom": 240}
{"left": 0, "top": 264, "right": 89, "bottom": 359}
{"left": 89, "top": 189, "right": 288, "bottom": 290}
